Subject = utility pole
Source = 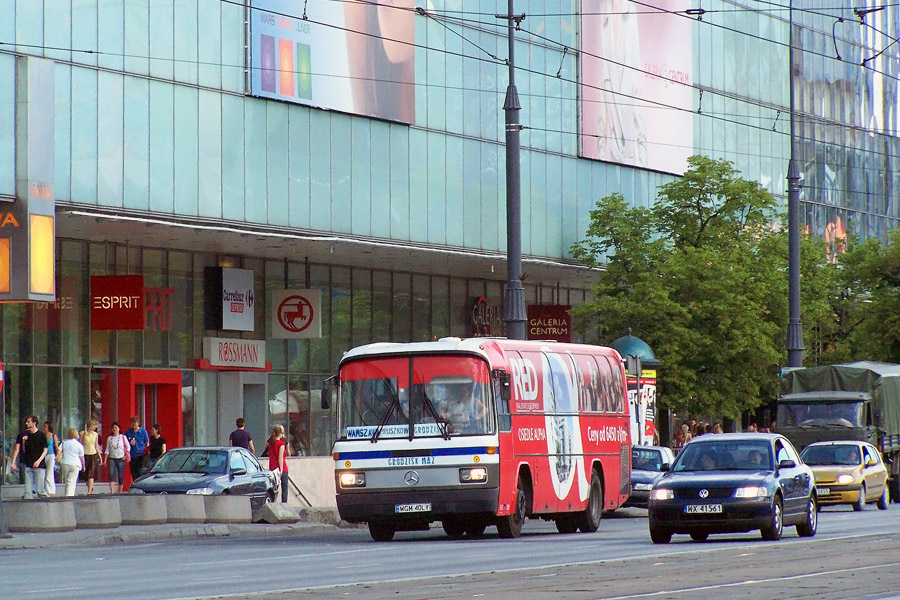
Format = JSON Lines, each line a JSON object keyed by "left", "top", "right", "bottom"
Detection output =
{"left": 786, "top": 0, "right": 805, "bottom": 367}
{"left": 498, "top": 1, "right": 527, "bottom": 340}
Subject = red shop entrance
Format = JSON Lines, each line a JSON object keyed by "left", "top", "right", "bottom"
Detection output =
{"left": 95, "top": 368, "right": 183, "bottom": 490}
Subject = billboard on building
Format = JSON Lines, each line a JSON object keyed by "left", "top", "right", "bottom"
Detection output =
{"left": 580, "top": 0, "right": 693, "bottom": 175}
{"left": 527, "top": 305, "right": 572, "bottom": 343}
{"left": 249, "top": 0, "right": 416, "bottom": 124}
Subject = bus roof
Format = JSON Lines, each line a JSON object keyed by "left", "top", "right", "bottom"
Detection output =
{"left": 340, "top": 337, "right": 623, "bottom": 366}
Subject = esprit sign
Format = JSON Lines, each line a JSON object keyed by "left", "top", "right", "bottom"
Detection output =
{"left": 271, "top": 289, "right": 322, "bottom": 339}
{"left": 90, "top": 275, "right": 145, "bottom": 330}
{"left": 222, "top": 268, "right": 255, "bottom": 331}
{"left": 203, "top": 337, "right": 266, "bottom": 369}
{"left": 527, "top": 305, "right": 572, "bottom": 343}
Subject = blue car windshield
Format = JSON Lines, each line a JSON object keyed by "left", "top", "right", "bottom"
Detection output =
{"left": 673, "top": 441, "right": 773, "bottom": 472}
{"left": 151, "top": 450, "right": 228, "bottom": 474}
{"left": 632, "top": 448, "right": 664, "bottom": 471}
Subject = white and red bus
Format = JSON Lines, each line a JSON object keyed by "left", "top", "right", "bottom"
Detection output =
{"left": 331, "top": 337, "right": 632, "bottom": 541}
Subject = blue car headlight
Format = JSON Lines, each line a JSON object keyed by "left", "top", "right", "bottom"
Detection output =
{"left": 652, "top": 488, "right": 674, "bottom": 500}
{"left": 734, "top": 486, "right": 767, "bottom": 498}
{"left": 128, "top": 487, "right": 145, "bottom": 495}
{"left": 633, "top": 483, "right": 653, "bottom": 491}
{"left": 186, "top": 487, "right": 215, "bottom": 495}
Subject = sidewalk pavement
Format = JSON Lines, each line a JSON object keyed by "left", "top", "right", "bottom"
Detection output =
{"left": 0, "top": 506, "right": 356, "bottom": 550}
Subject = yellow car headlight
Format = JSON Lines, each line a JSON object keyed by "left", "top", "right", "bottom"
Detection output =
{"left": 837, "top": 474, "right": 855, "bottom": 485}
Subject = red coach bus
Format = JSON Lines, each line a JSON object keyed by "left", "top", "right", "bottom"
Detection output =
{"left": 331, "top": 337, "right": 632, "bottom": 541}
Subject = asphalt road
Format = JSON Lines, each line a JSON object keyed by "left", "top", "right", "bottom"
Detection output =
{"left": 2, "top": 505, "right": 899, "bottom": 600}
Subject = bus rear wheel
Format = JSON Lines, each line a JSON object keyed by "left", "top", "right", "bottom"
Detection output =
{"left": 497, "top": 475, "right": 527, "bottom": 538}
{"left": 555, "top": 515, "right": 578, "bottom": 534}
{"left": 577, "top": 471, "right": 603, "bottom": 533}
{"left": 369, "top": 521, "right": 395, "bottom": 542}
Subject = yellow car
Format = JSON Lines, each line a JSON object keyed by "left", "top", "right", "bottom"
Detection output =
{"left": 800, "top": 441, "right": 890, "bottom": 511}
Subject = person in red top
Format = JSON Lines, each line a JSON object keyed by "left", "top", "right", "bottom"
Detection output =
{"left": 267, "top": 424, "right": 290, "bottom": 503}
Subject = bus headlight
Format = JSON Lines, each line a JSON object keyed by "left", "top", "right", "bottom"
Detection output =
{"left": 459, "top": 467, "right": 488, "bottom": 483}
{"left": 339, "top": 472, "right": 366, "bottom": 488}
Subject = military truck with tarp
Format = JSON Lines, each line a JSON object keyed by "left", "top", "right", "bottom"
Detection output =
{"left": 778, "top": 361, "right": 900, "bottom": 501}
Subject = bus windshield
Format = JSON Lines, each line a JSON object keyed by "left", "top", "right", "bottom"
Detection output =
{"left": 339, "top": 355, "right": 495, "bottom": 439}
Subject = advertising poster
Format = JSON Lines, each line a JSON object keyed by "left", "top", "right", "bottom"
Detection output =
{"left": 580, "top": 0, "right": 693, "bottom": 174}
{"left": 249, "top": 0, "right": 416, "bottom": 124}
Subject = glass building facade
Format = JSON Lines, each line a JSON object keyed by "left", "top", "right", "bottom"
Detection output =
{"left": 1, "top": 1, "right": 898, "bottom": 458}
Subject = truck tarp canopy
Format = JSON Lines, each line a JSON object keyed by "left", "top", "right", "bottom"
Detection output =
{"left": 781, "top": 361, "right": 900, "bottom": 438}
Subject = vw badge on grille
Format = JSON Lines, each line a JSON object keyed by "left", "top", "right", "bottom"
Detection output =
{"left": 699, "top": 489, "right": 709, "bottom": 498}
{"left": 404, "top": 471, "right": 419, "bottom": 486}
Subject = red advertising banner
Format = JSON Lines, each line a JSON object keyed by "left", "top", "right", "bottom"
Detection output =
{"left": 90, "top": 275, "right": 145, "bottom": 330}
{"left": 527, "top": 305, "right": 572, "bottom": 343}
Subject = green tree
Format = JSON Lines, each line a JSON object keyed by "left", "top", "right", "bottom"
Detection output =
{"left": 571, "top": 156, "right": 828, "bottom": 418}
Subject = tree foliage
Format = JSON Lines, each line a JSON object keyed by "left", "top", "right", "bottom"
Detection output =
{"left": 571, "top": 156, "right": 831, "bottom": 418}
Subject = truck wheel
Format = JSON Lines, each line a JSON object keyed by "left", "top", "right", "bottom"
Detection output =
{"left": 853, "top": 484, "right": 866, "bottom": 512}
{"left": 877, "top": 485, "right": 890, "bottom": 510}
{"left": 576, "top": 471, "right": 603, "bottom": 533}
{"left": 369, "top": 521, "right": 395, "bottom": 542}
{"left": 497, "top": 475, "right": 527, "bottom": 538}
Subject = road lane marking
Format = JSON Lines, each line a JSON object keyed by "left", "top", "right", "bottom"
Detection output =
{"left": 24, "top": 588, "right": 84, "bottom": 594}
{"left": 597, "top": 559, "right": 900, "bottom": 600}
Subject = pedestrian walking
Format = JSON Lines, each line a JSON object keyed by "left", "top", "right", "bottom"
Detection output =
{"left": 104, "top": 422, "right": 129, "bottom": 494}
{"left": 229, "top": 417, "right": 256, "bottom": 454}
{"left": 7, "top": 426, "right": 25, "bottom": 486}
{"left": 12, "top": 415, "right": 48, "bottom": 499}
{"left": 147, "top": 424, "right": 166, "bottom": 471}
{"left": 58, "top": 428, "right": 85, "bottom": 496}
{"left": 125, "top": 416, "right": 150, "bottom": 481}
{"left": 80, "top": 419, "right": 102, "bottom": 494}
{"left": 42, "top": 421, "right": 60, "bottom": 497}
{"left": 266, "top": 424, "right": 290, "bottom": 503}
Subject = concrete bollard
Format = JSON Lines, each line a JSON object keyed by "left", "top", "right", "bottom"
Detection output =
{"left": 119, "top": 494, "right": 167, "bottom": 525}
{"left": 252, "top": 502, "right": 301, "bottom": 524}
{"left": 74, "top": 497, "right": 122, "bottom": 529}
{"left": 164, "top": 494, "right": 207, "bottom": 523}
{"left": 204, "top": 495, "right": 252, "bottom": 524}
{"left": 3, "top": 498, "right": 77, "bottom": 532}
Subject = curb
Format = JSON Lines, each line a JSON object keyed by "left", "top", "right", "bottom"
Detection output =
{"left": 0, "top": 509, "right": 348, "bottom": 550}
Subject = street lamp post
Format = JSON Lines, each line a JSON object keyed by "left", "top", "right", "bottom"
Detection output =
{"left": 499, "top": 0, "right": 527, "bottom": 340}
{"left": 786, "top": 0, "right": 805, "bottom": 367}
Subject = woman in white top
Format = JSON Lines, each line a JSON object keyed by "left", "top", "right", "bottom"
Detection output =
{"left": 104, "top": 422, "right": 129, "bottom": 494}
{"left": 58, "top": 428, "right": 85, "bottom": 496}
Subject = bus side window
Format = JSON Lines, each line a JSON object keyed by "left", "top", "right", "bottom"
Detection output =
{"left": 495, "top": 377, "right": 512, "bottom": 432}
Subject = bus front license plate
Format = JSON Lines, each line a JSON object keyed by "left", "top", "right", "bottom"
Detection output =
{"left": 395, "top": 503, "right": 431, "bottom": 513}
{"left": 685, "top": 504, "right": 722, "bottom": 514}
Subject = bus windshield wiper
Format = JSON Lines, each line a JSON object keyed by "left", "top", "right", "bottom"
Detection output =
{"left": 420, "top": 386, "right": 451, "bottom": 440}
{"left": 371, "top": 379, "right": 402, "bottom": 443}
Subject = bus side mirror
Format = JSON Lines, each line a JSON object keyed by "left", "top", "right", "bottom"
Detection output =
{"left": 321, "top": 375, "right": 337, "bottom": 410}
{"left": 492, "top": 369, "right": 511, "bottom": 401}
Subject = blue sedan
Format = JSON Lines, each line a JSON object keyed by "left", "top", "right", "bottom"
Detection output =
{"left": 129, "top": 446, "right": 277, "bottom": 511}
{"left": 648, "top": 433, "right": 818, "bottom": 543}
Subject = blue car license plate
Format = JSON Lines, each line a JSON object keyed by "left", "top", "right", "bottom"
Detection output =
{"left": 685, "top": 504, "right": 722, "bottom": 514}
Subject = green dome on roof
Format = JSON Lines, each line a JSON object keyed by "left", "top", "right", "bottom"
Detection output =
{"left": 610, "top": 329, "right": 660, "bottom": 366}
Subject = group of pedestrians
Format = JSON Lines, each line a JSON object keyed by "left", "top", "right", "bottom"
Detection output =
{"left": 7, "top": 415, "right": 166, "bottom": 498}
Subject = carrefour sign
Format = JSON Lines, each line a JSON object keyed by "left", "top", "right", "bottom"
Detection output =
{"left": 222, "top": 268, "right": 255, "bottom": 331}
